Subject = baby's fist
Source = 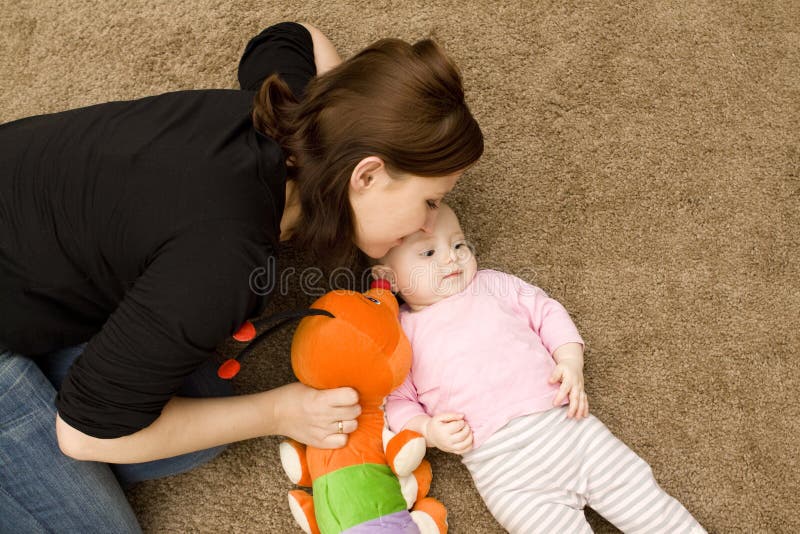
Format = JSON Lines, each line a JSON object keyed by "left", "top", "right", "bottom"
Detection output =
{"left": 425, "top": 413, "right": 474, "bottom": 454}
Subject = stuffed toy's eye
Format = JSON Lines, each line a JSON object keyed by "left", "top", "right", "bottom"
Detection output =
{"left": 365, "top": 296, "right": 381, "bottom": 305}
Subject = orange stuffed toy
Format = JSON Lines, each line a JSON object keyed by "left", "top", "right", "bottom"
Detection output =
{"left": 278, "top": 280, "right": 448, "bottom": 534}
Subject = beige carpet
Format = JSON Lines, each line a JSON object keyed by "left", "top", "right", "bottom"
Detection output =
{"left": 2, "top": 1, "right": 798, "bottom": 532}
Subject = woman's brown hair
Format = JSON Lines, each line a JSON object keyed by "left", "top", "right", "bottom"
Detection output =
{"left": 252, "top": 37, "right": 484, "bottom": 267}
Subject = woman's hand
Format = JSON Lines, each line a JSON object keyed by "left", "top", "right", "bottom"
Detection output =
{"left": 272, "top": 382, "right": 361, "bottom": 449}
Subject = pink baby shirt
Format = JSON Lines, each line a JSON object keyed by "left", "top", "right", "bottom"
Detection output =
{"left": 385, "top": 269, "right": 584, "bottom": 449}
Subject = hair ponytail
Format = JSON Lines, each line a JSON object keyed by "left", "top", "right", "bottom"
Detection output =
{"left": 252, "top": 74, "right": 299, "bottom": 163}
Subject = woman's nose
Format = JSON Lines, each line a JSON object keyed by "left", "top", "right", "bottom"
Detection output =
{"left": 421, "top": 210, "right": 437, "bottom": 233}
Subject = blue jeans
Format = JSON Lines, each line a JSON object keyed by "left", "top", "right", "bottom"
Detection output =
{"left": 0, "top": 343, "right": 234, "bottom": 533}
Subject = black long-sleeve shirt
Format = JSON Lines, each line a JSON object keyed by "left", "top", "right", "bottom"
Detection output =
{"left": 0, "top": 22, "right": 315, "bottom": 438}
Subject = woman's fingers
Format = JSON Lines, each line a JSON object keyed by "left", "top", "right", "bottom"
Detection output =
{"left": 312, "top": 387, "right": 361, "bottom": 425}
{"left": 324, "top": 387, "right": 359, "bottom": 407}
{"left": 326, "top": 403, "right": 361, "bottom": 422}
{"left": 276, "top": 383, "right": 364, "bottom": 448}
{"left": 303, "top": 419, "right": 357, "bottom": 449}
{"left": 316, "top": 433, "right": 348, "bottom": 450}
{"left": 330, "top": 418, "right": 358, "bottom": 435}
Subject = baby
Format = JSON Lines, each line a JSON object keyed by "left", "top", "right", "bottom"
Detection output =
{"left": 373, "top": 203, "right": 705, "bottom": 534}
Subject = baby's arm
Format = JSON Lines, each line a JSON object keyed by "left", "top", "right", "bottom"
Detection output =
{"left": 508, "top": 272, "right": 589, "bottom": 419}
{"left": 510, "top": 275, "right": 583, "bottom": 348}
{"left": 386, "top": 375, "right": 473, "bottom": 455}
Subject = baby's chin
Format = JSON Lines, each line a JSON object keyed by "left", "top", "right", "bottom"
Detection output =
{"left": 438, "top": 276, "right": 469, "bottom": 297}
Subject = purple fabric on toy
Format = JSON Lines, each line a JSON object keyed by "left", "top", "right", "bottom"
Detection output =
{"left": 342, "top": 510, "right": 419, "bottom": 533}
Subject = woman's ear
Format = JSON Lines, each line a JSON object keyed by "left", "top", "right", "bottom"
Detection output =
{"left": 350, "top": 156, "right": 386, "bottom": 193}
{"left": 371, "top": 264, "right": 397, "bottom": 292}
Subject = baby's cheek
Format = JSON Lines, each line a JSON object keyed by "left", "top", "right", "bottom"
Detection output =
{"left": 402, "top": 265, "right": 426, "bottom": 296}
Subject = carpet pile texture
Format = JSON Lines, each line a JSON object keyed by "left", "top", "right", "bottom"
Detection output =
{"left": 2, "top": 1, "right": 797, "bottom": 532}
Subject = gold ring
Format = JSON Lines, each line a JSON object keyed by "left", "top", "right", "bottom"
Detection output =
{"left": 337, "top": 420, "right": 344, "bottom": 434}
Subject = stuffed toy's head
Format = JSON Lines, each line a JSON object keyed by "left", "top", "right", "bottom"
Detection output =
{"left": 290, "top": 284, "right": 411, "bottom": 405}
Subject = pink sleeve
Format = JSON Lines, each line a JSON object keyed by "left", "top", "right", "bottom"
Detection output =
{"left": 385, "top": 372, "right": 427, "bottom": 432}
{"left": 509, "top": 273, "right": 584, "bottom": 353}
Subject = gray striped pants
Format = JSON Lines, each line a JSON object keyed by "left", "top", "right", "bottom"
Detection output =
{"left": 461, "top": 407, "right": 705, "bottom": 533}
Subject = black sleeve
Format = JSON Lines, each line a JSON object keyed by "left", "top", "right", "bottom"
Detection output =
{"left": 55, "top": 220, "right": 274, "bottom": 438}
{"left": 238, "top": 21, "right": 317, "bottom": 99}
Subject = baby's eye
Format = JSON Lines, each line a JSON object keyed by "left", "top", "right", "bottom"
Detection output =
{"left": 420, "top": 249, "right": 435, "bottom": 257}
{"left": 426, "top": 199, "right": 440, "bottom": 210}
{"left": 454, "top": 242, "right": 465, "bottom": 249}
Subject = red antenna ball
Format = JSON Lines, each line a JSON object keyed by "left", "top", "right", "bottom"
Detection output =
{"left": 371, "top": 279, "right": 392, "bottom": 290}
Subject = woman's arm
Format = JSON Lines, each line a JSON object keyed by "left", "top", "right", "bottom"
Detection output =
{"left": 300, "top": 23, "right": 342, "bottom": 75}
{"left": 56, "top": 382, "right": 360, "bottom": 463}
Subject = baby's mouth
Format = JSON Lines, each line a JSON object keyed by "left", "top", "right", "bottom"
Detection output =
{"left": 442, "top": 270, "right": 463, "bottom": 280}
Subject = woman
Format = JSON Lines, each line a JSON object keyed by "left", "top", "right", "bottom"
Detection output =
{"left": 0, "top": 22, "right": 483, "bottom": 531}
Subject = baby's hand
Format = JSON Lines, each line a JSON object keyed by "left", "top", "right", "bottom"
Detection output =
{"left": 549, "top": 359, "right": 589, "bottom": 420}
{"left": 424, "top": 413, "right": 474, "bottom": 454}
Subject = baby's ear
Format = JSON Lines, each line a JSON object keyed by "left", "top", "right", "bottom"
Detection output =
{"left": 371, "top": 264, "right": 397, "bottom": 292}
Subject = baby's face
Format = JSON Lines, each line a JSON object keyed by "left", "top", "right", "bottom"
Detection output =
{"left": 378, "top": 204, "right": 478, "bottom": 310}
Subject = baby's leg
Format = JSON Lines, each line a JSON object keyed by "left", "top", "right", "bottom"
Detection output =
{"left": 462, "top": 409, "right": 594, "bottom": 533}
{"left": 581, "top": 420, "right": 705, "bottom": 533}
